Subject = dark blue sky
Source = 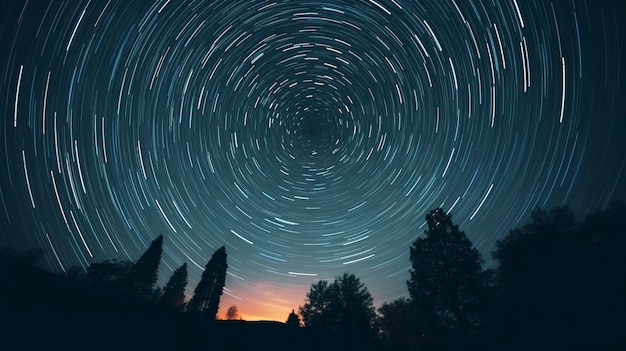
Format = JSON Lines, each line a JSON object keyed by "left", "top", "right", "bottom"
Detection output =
{"left": 1, "top": 0, "right": 624, "bottom": 320}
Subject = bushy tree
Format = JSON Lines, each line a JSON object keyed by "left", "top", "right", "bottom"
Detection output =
{"left": 407, "top": 208, "right": 489, "bottom": 349}
{"left": 187, "top": 246, "right": 227, "bottom": 319}
{"left": 378, "top": 298, "right": 414, "bottom": 351}
{"left": 86, "top": 260, "right": 133, "bottom": 290}
{"left": 0, "top": 247, "right": 44, "bottom": 265}
{"left": 493, "top": 206, "right": 577, "bottom": 289}
{"left": 299, "top": 279, "right": 333, "bottom": 328}
{"left": 226, "top": 305, "right": 239, "bottom": 320}
{"left": 160, "top": 263, "right": 188, "bottom": 310}
{"left": 335, "top": 273, "right": 377, "bottom": 334}
{"left": 491, "top": 203, "right": 626, "bottom": 350}
{"left": 300, "top": 273, "right": 376, "bottom": 335}
{"left": 286, "top": 309, "right": 301, "bottom": 327}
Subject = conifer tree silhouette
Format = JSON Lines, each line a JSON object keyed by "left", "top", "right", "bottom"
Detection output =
{"left": 160, "top": 262, "right": 188, "bottom": 310}
{"left": 122, "top": 235, "right": 163, "bottom": 300}
{"left": 187, "top": 246, "right": 227, "bottom": 319}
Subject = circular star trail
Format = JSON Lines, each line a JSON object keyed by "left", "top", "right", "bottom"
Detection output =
{"left": 1, "top": 0, "right": 625, "bottom": 320}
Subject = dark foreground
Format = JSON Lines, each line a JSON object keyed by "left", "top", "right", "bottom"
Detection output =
{"left": 1, "top": 254, "right": 380, "bottom": 351}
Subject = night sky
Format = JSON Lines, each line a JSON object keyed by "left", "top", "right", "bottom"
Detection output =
{"left": 1, "top": 0, "right": 625, "bottom": 321}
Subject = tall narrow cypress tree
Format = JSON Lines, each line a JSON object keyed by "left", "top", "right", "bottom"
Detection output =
{"left": 123, "top": 235, "right": 163, "bottom": 300}
{"left": 187, "top": 246, "right": 227, "bottom": 319}
{"left": 160, "top": 262, "right": 188, "bottom": 310}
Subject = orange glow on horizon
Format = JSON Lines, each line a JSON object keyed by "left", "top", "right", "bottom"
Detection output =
{"left": 214, "top": 280, "right": 311, "bottom": 322}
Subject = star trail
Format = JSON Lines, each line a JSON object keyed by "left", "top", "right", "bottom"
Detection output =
{"left": 1, "top": 0, "right": 625, "bottom": 321}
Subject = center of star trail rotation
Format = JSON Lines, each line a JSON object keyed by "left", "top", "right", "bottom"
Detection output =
{"left": 1, "top": 0, "right": 624, "bottom": 321}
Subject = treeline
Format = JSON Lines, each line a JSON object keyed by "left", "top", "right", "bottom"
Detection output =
{"left": 58, "top": 237, "right": 228, "bottom": 319}
{"left": 2, "top": 202, "right": 625, "bottom": 350}
{"left": 0, "top": 238, "right": 230, "bottom": 350}
{"left": 292, "top": 202, "right": 625, "bottom": 351}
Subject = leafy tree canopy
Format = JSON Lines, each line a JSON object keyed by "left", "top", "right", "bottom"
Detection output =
{"left": 490, "top": 202, "right": 626, "bottom": 350}
{"left": 226, "top": 305, "right": 239, "bottom": 320}
{"left": 407, "top": 208, "right": 490, "bottom": 348}
{"left": 286, "top": 309, "right": 301, "bottom": 327}
{"left": 300, "top": 273, "right": 376, "bottom": 335}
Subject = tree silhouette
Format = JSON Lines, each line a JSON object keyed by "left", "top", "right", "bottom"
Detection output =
{"left": 378, "top": 298, "right": 414, "bottom": 351}
{"left": 187, "top": 246, "right": 227, "bottom": 319}
{"left": 160, "top": 262, "right": 188, "bottom": 310}
{"left": 490, "top": 203, "right": 626, "bottom": 350}
{"left": 300, "top": 273, "right": 376, "bottom": 335}
{"left": 407, "top": 208, "right": 489, "bottom": 350}
{"left": 0, "top": 247, "right": 44, "bottom": 266}
{"left": 493, "top": 206, "right": 577, "bottom": 291}
{"left": 335, "top": 273, "right": 377, "bottom": 334}
{"left": 122, "top": 235, "right": 163, "bottom": 300}
{"left": 86, "top": 260, "right": 133, "bottom": 290}
{"left": 226, "top": 305, "right": 239, "bottom": 320}
{"left": 286, "top": 309, "right": 301, "bottom": 327}
{"left": 299, "top": 279, "right": 333, "bottom": 329}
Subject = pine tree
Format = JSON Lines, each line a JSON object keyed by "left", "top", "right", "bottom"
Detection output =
{"left": 187, "top": 246, "right": 227, "bottom": 319}
{"left": 122, "top": 235, "right": 163, "bottom": 300}
{"left": 160, "top": 263, "right": 188, "bottom": 310}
